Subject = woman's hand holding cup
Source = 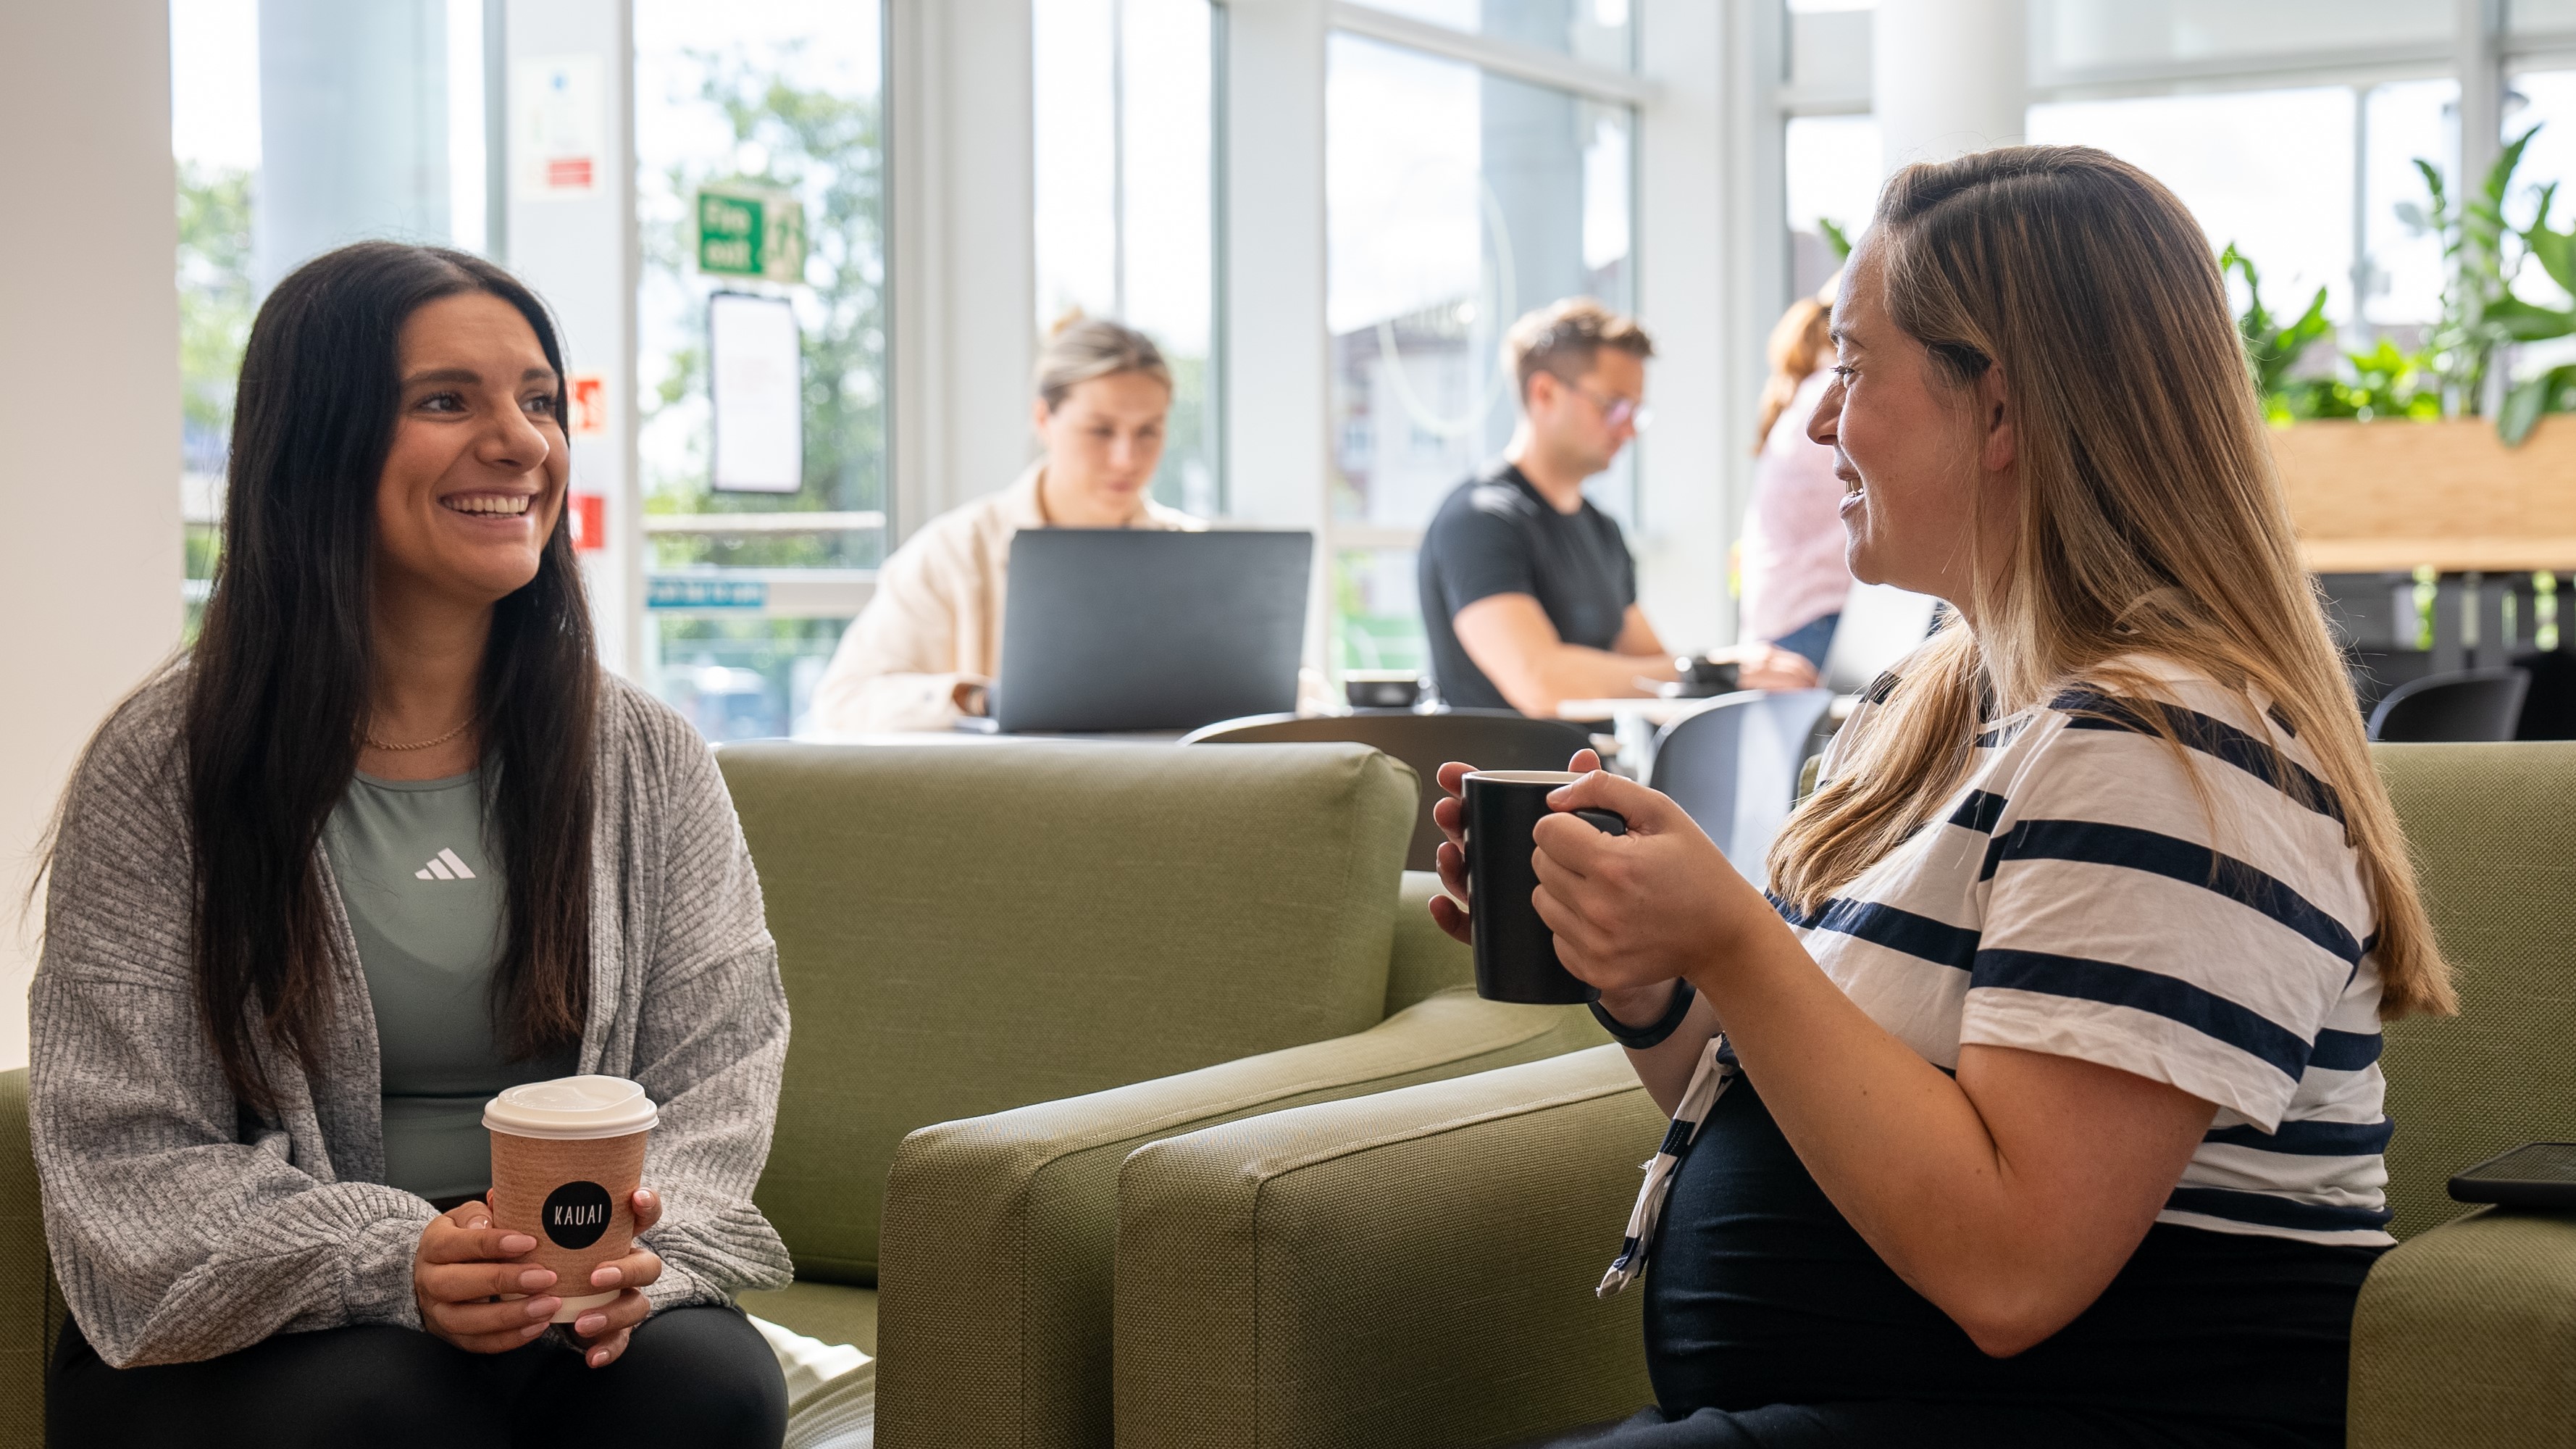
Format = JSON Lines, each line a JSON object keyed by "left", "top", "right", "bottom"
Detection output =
{"left": 565, "top": 1187, "right": 664, "bottom": 1368}
{"left": 1527, "top": 767, "right": 1769, "bottom": 998}
{"left": 1428, "top": 748, "right": 1613, "bottom": 947}
{"left": 414, "top": 1199, "right": 560, "bottom": 1353}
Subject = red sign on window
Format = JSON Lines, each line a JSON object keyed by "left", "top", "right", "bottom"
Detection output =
{"left": 569, "top": 373, "right": 607, "bottom": 435}
{"left": 569, "top": 491, "right": 606, "bottom": 552}
{"left": 547, "top": 156, "right": 594, "bottom": 190}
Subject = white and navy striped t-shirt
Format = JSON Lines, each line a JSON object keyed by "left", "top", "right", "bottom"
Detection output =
{"left": 1782, "top": 657, "right": 2393, "bottom": 1248}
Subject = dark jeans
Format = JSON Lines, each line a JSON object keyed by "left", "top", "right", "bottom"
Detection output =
{"left": 1767, "top": 613, "right": 1840, "bottom": 674}
{"left": 47, "top": 1304, "right": 787, "bottom": 1449}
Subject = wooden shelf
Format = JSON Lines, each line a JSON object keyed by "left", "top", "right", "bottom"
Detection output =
{"left": 2274, "top": 417, "right": 2576, "bottom": 573}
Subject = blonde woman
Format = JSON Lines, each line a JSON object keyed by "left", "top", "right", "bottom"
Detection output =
{"left": 1740, "top": 285, "right": 1854, "bottom": 672}
{"left": 1435, "top": 146, "right": 2449, "bottom": 1447}
{"left": 811, "top": 317, "right": 1202, "bottom": 732}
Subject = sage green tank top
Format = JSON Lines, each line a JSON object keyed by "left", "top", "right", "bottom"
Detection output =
{"left": 322, "top": 772, "right": 575, "bottom": 1201}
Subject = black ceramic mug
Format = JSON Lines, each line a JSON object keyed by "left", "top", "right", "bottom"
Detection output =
{"left": 1462, "top": 769, "right": 1628, "bottom": 1004}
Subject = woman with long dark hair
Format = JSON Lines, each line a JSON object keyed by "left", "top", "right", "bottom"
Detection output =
{"left": 34, "top": 242, "right": 794, "bottom": 1445}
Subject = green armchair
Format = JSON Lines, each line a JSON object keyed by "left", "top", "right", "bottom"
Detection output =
{"left": 1111, "top": 741, "right": 2576, "bottom": 1448}
{"left": 717, "top": 740, "right": 1602, "bottom": 1447}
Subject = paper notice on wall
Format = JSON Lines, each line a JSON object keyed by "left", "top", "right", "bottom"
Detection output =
{"left": 710, "top": 293, "right": 803, "bottom": 493}
{"left": 514, "top": 55, "right": 604, "bottom": 200}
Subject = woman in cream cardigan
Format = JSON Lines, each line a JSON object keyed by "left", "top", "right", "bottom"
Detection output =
{"left": 813, "top": 317, "right": 1202, "bottom": 732}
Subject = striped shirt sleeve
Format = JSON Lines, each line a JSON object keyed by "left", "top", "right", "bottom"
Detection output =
{"left": 1956, "top": 696, "right": 2366, "bottom": 1130}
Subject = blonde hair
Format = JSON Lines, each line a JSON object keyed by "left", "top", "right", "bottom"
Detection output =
{"left": 1504, "top": 297, "right": 1655, "bottom": 405}
{"left": 1765, "top": 146, "right": 2452, "bottom": 1019}
{"left": 1754, "top": 293, "right": 1834, "bottom": 450}
{"left": 1034, "top": 312, "right": 1171, "bottom": 411}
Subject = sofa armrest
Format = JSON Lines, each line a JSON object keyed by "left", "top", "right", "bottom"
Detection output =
{"left": 1387, "top": 869, "right": 1475, "bottom": 1014}
{"left": 2351, "top": 1206, "right": 2576, "bottom": 1448}
{"left": 0, "top": 1070, "right": 49, "bottom": 1448}
{"left": 874, "top": 992, "right": 1603, "bottom": 1449}
{"left": 1115, "top": 1045, "right": 1662, "bottom": 1449}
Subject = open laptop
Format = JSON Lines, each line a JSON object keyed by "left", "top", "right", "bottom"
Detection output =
{"left": 987, "top": 528, "right": 1313, "bottom": 734}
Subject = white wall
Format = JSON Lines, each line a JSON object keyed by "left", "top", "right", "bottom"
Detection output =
{"left": 0, "top": 1, "right": 185, "bottom": 1069}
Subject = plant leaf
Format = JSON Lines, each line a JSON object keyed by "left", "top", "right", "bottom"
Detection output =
{"left": 2488, "top": 295, "right": 2576, "bottom": 341}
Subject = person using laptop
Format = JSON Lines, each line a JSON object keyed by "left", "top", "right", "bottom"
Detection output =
{"left": 1418, "top": 298, "right": 1817, "bottom": 719}
{"left": 811, "top": 316, "right": 1203, "bottom": 732}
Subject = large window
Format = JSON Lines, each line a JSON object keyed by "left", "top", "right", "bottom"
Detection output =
{"left": 634, "top": 0, "right": 887, "bottom": 740}
{"left": 170, "top": 0, "right": 494, "bottom": 632}
{"left": 1033, "top": 0, "right": 1221, "bottom": 517}
{"left": 1783, "top": 112, "right": 1879, "bottom": 299}
{"left": 1323, "top": 21, "right": 1636, "bottom": 677}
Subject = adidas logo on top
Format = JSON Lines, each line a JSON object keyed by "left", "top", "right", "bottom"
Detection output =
{"left": 415, "top": 848, "right": 478, "bottom": 882}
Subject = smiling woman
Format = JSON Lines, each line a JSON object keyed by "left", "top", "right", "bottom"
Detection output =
{"left": 32, "top": 242, "right": 796, "bottom": 1445}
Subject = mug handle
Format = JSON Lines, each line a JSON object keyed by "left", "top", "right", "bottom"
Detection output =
{"left": 1572, "top": 808, "right": 1628, "bottom": 837}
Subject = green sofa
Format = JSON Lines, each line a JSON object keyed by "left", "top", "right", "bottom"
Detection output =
{"left": 1111, "top": 742, "right": 2576, "bottom": 1448}
{"left": 723, "top": 739, "right": 1602, "bottom": 1446}
{"left": 0, "top": 738, "right": 1601, "bottom": 1447}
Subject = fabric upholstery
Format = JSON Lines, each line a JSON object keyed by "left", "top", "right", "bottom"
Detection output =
{"left": 2370, "top": 743, "right": 2576, "bottom": 1239}
{"left": 738, "top": 1281, "right": 878, "bottom": 1356}
{"left": 718, "top": 739, "right": 1415, "bottom": 1285}
{"left": 0, "top": 1072, "right": 42, "bottom": 1449}
{"left": 1386, "top": 870, "right": 1476, "bottom": 1014}
{"left": 878, "top": 990, "right": 1604, "bottom": 1449}
{"left": 1115, "top": 1045, "right": 1663, "bottom": 1449}
{"left": 2351, "top": 1208, "right": 2576, "bottom": 1448}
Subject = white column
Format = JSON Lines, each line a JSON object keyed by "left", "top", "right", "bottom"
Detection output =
{"left": 1217, "top": 0, "right": 1332, "bottom": 669}
{"left": 885, "top": 0, "right": 1037, "bottom": 538}
{"left": 2458, "top": 0, "right": 2504, "bottom": 199}
{"left": 1874, "top": 0, "right": 2026, "bottom": 175}
{"left": 0, "top": 0, "right": 185, "bottom": 1068}
{"left": 1633, "top": 0, "right": 1731, "bottom": 653}
{"left": 503, "top": 0, "right": 641, "bottom": 674}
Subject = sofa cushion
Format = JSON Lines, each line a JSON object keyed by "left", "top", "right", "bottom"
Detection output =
{"left": 720, "top": 740, "right": 1415, "bottom": 1282}
{"left": 2373, "top": 742, "right": 2576, "bottom": 1239}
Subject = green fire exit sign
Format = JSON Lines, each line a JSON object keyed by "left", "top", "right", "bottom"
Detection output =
{"left": 696, "top": 185, "right": 806, "bottom": 282}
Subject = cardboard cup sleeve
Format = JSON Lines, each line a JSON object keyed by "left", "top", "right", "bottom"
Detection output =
{"left": 488, "top": 1128, "right": 650, "bottom": 1322}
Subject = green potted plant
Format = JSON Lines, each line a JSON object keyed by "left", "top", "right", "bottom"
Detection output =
{"left": 2251, "top": 126, "right": 2576, "bottom": 575}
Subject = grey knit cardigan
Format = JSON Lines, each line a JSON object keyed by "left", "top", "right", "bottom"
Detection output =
{"left": 32, "top": 669, "right": 795, "bottom": 1367}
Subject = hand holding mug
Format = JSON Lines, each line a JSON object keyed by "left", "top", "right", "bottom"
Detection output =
{"left": 1524, "top": 768, "right": 1773, "bottom": 996}
{"left": 1428, "top": 748, "right": 1607, "bottom": 948}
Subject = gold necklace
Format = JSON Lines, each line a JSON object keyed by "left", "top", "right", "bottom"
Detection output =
{"left": 362, "top": 716, "right": 477, "bottom": 752}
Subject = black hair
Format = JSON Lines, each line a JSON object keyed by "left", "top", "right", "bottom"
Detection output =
{"left": 186, "top": 241, "right": 595, "bottom": 1109}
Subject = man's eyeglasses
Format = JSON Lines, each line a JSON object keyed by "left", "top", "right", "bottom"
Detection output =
{"left": 1571, "top": 384, "right": 1651, "bottom": 433}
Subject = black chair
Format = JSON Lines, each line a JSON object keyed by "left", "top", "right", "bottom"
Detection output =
{"left": 2366, "top": 667, "right": 2533, "bottom": 743}
{"left": 1180, "top": 710, "right": 1594, "bottom": 871}
{"left": 1644, "top": 689, "right": 1836, "bottom": 869}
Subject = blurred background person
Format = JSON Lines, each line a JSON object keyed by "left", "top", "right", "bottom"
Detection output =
{"left": 1420, "top": 298, "right": 1813, "bottom": 721}
{"left": 812, "top": 317, "right": 1202, "bottom": 732}
{"left": 1740, "top": 281, "right": 1855, "bottom": 676}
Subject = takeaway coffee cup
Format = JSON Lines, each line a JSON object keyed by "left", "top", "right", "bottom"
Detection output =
{"left": 484, "top": 1075, "right": 658, "bottom": 1322}
{"left": 1462, "top": 770, "right": 1627, "bottom": 1005}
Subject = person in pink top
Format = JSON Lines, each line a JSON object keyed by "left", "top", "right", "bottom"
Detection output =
{"left": 1740, "top": 287, "right": 1854, "bottom": 672}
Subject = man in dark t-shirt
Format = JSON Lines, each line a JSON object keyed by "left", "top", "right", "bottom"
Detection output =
{"left": 1419, "top": 298, "right": 1815, "bottom": 716}
{"left": 1421, "top": 458, "right": 1639, "bottom": 711}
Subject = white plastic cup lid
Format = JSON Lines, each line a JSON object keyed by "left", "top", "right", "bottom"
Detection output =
{"left": 482, "top": 1075, "right": 659, "bottom": 1140}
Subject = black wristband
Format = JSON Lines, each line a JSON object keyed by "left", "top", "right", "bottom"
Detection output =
{"left": 1589, "top": 979, "right": 1697, "bottom": 1051}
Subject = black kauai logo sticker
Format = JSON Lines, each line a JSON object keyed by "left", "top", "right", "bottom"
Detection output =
{"left": 542, "top": 1180, "right": 614, "bottom": 1250}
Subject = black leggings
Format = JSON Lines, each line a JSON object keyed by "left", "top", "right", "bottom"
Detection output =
{"left": 46, "top": 1304, "right": 788, "bottom": 1449}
